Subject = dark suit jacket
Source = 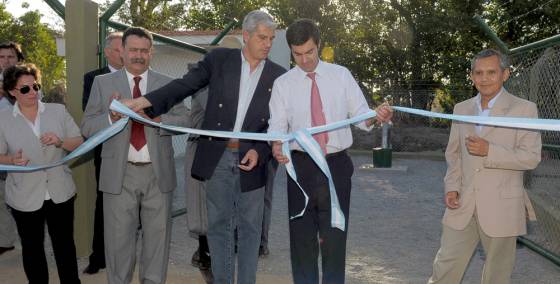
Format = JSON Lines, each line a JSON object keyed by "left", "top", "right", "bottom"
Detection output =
{"left": 145, "top": 48, "right": 286, "bottom": 192}
{"left": 83, "top": 66, "right": 110, "bottom": 111}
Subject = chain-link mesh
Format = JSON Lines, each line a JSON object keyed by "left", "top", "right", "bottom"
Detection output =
{"left": 149, "top": 36, "right": 560, "bottom": 261}
{"left": 507, "top": 44, "right": 560, "bottom": 259}
{"left": 150, "top": 42, "right": 206, "bottom": 157}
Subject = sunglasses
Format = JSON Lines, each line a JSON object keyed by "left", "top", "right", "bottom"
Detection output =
{"left": 17, "top": 83, "right": 41, "bottom": 94}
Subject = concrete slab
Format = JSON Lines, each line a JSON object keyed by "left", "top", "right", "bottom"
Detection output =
{"left": 1, "top": 153, "right": 559, "bottom": 283}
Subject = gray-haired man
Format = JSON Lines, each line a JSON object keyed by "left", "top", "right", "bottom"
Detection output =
{"left": 121, "top": 11, "right": 286, "bottom": 283}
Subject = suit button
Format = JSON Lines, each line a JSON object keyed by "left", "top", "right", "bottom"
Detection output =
{"left": 208, "top": 137, "right": 212, "bottom": 141}
{"left": 268, "top": 88, "right": 272, "bottom": 92}
{"left": 217, "top": 122, "right": 221, "bottom": 126}
{"left": 218, "top": 104, "right": 223, "bottom": 108}
{"left": 261, "top": 118, "right": 265, "bottom": 122}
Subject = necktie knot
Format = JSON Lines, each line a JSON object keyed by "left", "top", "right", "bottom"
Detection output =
{"left": 307, "top": 72, "right": 316, "bottom": 81}
{"left": 134, "top": 76, "right": 142, "bottom": 85}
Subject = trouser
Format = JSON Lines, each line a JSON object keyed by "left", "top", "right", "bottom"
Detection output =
{"left": 184, "top": 140, "right": 208, "bottom": 237}
{"left": 206, "top": 149, "right": 265, "bottom": 284}
{"left": 261, "top": 159, "right": 278, "bottom": 248}
{"left": 287, "top": 150, "right": 354, "bottom": 284}
{"left": 103, "top": 163, "right": 172, "bottom": 284}
{"left": 428, "top": 215, "right": 517, "bottom": 284}
{"left": 89, "top": 145, "right": 105, "bottom": 267}
{"left": 11, "top": 197, "right": 80, "bottom": 284}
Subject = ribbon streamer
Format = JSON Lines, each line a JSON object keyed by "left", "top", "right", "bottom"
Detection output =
{"left": 0, "top": 101, "right": 555, "bottom": 230}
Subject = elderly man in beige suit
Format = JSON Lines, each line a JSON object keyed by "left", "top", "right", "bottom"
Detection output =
{"left": 428, "top": 49, "right": 541, "bottom": 284}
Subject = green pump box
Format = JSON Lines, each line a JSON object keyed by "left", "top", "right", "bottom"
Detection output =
{"left": 372, "top": 147, "right": 392, "bottom": 168}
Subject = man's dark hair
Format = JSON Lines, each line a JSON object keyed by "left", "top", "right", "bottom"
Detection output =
{"left": 286, "top": 19, "right": 320, "bottom": 47}
{"left": 0, "top": 41, "right": 24, "bottom": 62}
{"left": 2, "top": 63, "right": 41, "bottom": 94}
{"left": 122, "top": 27, "right": 153, "bottom": 47}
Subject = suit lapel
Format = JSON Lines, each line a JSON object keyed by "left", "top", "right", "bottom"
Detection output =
{"left": 114, "top": 70, "right": 132, "bottom": 100}
{"left": 147, "top": 69, "right": 159, "bottom": 92}
{"left": 223, "top": 50, "right": 242, "bottom": 124}
{"left": 463, "top": 98, "right": 477, "bottom": 137}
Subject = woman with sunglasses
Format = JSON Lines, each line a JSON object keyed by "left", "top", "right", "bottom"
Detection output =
{"left": 0, "top": 63, "right": 83, "bottom": 283}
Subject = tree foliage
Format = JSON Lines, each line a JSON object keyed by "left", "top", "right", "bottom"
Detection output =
{"left": 0, "top": 4, "right": 65, "bottom": 94}
{"left": 107, "top": 0, "right": 560, "bottom": 111}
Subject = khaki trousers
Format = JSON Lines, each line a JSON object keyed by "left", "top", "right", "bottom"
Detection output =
{"left": 428, "top": 215, "right": 517, "bottom": 284}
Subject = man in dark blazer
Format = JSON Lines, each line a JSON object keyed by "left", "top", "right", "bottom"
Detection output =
{"left": 121, "top": 10, "right": 286, "bottom": 284}
{"left": 81, "top": 32, "right": 123, "bottom": 275}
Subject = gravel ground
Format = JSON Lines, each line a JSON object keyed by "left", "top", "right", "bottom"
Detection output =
{"left": 1, "top": 153, "right": 559, "bottom": 283}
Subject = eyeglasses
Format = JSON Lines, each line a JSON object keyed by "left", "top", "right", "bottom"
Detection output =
{"left": 17, "top": 83, "right": 41, "bottom": 94}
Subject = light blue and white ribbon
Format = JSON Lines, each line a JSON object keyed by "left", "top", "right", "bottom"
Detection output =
{"left": 112, "top": 101, "right": 377, "bottom": 230}
{"left": 0, "top": 101, "right": 556, "bottom": 231}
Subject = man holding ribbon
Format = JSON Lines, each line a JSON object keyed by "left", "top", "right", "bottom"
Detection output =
{"left": 121, "top": 11, "right": 286, "bottom": 284}
{"left": 268, "top": 19, "right": 392, "bottom": 284}
{"left": 428, "top": 49, "right": 541, "bottom": 284}
{"left": 81, "top": 27, "right": 187, "bottom": 284}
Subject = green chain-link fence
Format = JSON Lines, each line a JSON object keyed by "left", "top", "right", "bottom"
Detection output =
{"left": 506, "top": 42, "right": 560, "bottom": 265}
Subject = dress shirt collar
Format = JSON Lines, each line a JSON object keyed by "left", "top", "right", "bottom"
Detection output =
{"left": 108, "top": 64, "right": 120, "bottom": 73}
{"left": 124, "top": 68, "right": 149, "bottom": 83}
{"left": 475, "top": 87, "right": 504, "bottom": 113}
{"left": 295, "top": 60, "right": 326, "bottom": 80}
{"left": 240, "top": 50, "right": 266, "bottom": 72}
{"left": 13, "top": 100, "right": 45, "bottom": 118}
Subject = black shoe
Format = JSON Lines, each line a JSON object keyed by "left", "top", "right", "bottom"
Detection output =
{"left": 83, "top": 262, "right": 105, "bottom": 274}
{"left": 259, "top": 245, "right": 269, "bottom": 257}
{"left": 0, "top": 246, "right": 14, "bottom": 256}
{"left": 191, "top": 249, "right": 201, "bottom": 268}
{"left": 198, "top": 251, "right": 211, "bottom": 270}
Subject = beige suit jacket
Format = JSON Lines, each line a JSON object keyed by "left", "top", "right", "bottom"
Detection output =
{"left": 442, "top": 90, "right": 541, "bottom": 237}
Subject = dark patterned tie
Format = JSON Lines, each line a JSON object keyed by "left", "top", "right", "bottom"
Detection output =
{"left": 130, "top": 76, "right": 146, "bottom": 150}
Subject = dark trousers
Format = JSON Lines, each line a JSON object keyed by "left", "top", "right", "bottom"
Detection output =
{"left": 287, "top": 150, "right": 353, "bottom": 284}
{"left": 89, "top": 146, "right": 105, "bottom": 267}
{"left": 11, "top": 197, "right": 80, "bottom": 284}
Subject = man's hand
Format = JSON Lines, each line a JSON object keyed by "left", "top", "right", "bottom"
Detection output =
{"left": 239, "top": 149, "right": 258, "bottom": 171}
{"left": 367, "top": 102, "right": 393, "bottom": 127}
{"left": 121, "top": 96, "right": 152, "bottom": 112}
{"left": 272, "top": 141, "right": 289, "bottom": 164}
{"left": 445, "top": 191, "right": 460, "bottom": 209}
{"left": 109, "top": 92, "right": 123, "bottom": 122}
{"left": 465, "top": 135, "right": 489, "bottom": 156}
{"left": 137, "top": 110, "right": 161, "bottom": 123}
{"left": 12, "top": 149, "right": 29, "bottom": 166}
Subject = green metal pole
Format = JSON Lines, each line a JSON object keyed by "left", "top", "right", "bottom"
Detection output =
{"left": 99, "top": 0, "right": 126, "bottom": 68}
{"left": 100, "top": 0, "right": 125, "bottom": 22}
{"left": 510, "top": 34, "right": 560, "bottom": 55}
{"left": 99, "top": 21, "right": 107, "bottom": 68}
{"left": 210, "top": 19, "right": 238, "bottom": 46}
{"left": 107, "top": 20, "right": 207, "bottom": 54}
{"left": 43, "top": 0, "right": 65, "bottom": 20}
{"left": 518, "top": 236, "right": 560, "bottom": 267}
{"left": 472, "top": 15, "right": 510, "bottom": 55}
{"left": 543, "top": 144, "right": 560, "bottom": 151}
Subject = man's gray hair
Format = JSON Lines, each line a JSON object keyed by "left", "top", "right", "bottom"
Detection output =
{"left": 104, "top": 32, "right": 123, "bottom": 49}
{"left": 242, "top": 10, "right": 277, "bottom": 34}
{"left": 470, "top": 49, "right": 510, "bottom": 71}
